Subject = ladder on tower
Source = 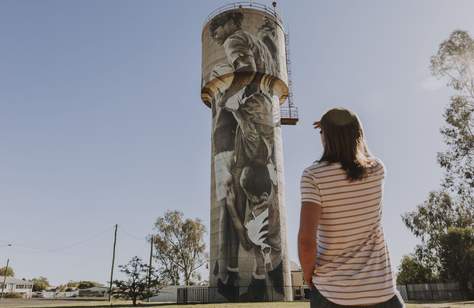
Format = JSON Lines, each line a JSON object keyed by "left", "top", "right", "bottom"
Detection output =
{"left": 280, "top": 31, "right": 299, "bottom": 125}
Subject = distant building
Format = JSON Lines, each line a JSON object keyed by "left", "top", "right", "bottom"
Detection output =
{"left": 289, "top": 261, "right": 310, "bottom": 300}
{"left": 42, "top": 289, "right": 79, "bottom": 298}
{"left": 0, "top": 276, "right": 33, "bottom": 298}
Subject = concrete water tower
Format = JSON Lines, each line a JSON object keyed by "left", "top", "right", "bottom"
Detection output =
{"left": 201, "top": 1, "right": 297, "bottom": 302}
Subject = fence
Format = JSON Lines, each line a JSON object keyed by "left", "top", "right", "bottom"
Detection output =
{"left": 177, "top": 283, "right": 472, "bottom": 304}
{"left": 397, "top": 282, "right": 473, "bottom": 301}
{"left": 177, "top": 286, "right": 293, "bottom": 304}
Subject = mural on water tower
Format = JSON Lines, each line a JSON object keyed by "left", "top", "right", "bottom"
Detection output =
{"left": 204, "top": 10, "right": 287, "bottom": 301}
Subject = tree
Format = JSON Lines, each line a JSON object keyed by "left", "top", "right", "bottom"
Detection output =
{"left": 0, "top": 266, "right": 14, "bottom": 277}
{"left": 79, "top": 281, "right": 102, "bottom": 289}
{"left": 439, "top": 227, "right": 474, "bottom": 296}
{"left": 32, "top": 277, "right": 50, "bottom": 292}
{"left": 396, "top": 255, "right": 438, "bottom": 285}
{"left": 402, "top": 191, "right": 468, "bottom": 272}
{"left": 402, "top": 30, "right": 474, "bottom": 278}
{"left": 431, "top": 30, "right": 474, "bottom": 206}
{"left": 151, "top": 210, "right": 206, "bottom": 285}
{"left": 56, "top": 280, "right": 103, "bottom": 292}
{"left": 112, "top": 256, "right": 162, "bottom": 306}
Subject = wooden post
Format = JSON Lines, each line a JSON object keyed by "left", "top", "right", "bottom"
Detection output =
{"left": 147, "top": 235, "right": 154, "bottom": 302}
{"left": 108, "top": 224, "right": 118, "bottom": 302}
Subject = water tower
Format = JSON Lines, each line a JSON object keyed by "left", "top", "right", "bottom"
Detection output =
{"left": 201, "top": 1, "right": 297, "bottom": 302}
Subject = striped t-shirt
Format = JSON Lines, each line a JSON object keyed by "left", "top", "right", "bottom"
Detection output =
{"left": 300, "top": 159, "right": 396, "bottom": 306}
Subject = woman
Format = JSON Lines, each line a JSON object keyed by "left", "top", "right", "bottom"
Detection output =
{"left": 298, "top": 108, "right": 405, "bottom": 307}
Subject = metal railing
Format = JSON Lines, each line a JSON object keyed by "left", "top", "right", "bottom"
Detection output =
{"left": 205, "top": 2, "right": 283, "bottom": 25}
{"left": 177, "top": 286, "right": 293, "bottom": 303}
{"left": 280, "top": 106, "right": 299, "bottom": 119}
{"left": 397, "top": 282, "right": 473, "bottom": 301}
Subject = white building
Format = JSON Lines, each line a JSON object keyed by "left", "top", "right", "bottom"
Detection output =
{"left": 0, "top": 276, "right": 33, "bottom": 298}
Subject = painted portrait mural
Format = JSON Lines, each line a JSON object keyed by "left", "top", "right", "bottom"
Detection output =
{"left": 201, "top": 8, "right": 290, "bottom": 302}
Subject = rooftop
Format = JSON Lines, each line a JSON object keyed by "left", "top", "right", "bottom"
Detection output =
{"left": 0, "top": 276, "right": 33, "bottom": 285}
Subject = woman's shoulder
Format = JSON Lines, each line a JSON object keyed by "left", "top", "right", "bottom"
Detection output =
{"left": 303, "top": 160, "right": 342, "bottom": 177}
{"left": 367, "top": 157, "right": 386, "bottom": 175}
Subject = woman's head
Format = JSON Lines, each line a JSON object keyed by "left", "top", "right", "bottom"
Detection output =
{"left": 317, "top": 108, "right": 373, "bottom": 180}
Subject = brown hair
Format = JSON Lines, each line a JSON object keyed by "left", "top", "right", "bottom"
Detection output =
{"left": 319, "top": 108, "right": 374, "bottom": 181}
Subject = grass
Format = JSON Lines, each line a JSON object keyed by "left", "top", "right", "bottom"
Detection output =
{"left": 2, "top": 299, "right": 474, "bottom": 308}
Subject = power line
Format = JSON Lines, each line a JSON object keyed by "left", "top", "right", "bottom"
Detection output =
{"left": 1, "top": 225, "right": 113, "bottom": 254}
{"left": 45, "top": 226, "right": 112, "bottom": 253}
{"left": 120, "top": 227, "right": 148, "bottom": 242}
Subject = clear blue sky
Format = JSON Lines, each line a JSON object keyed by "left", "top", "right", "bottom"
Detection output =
{"left": 1, "top": 0, "right": 473, "bottom": 286}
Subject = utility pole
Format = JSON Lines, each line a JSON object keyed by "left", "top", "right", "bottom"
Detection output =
{"left": 147, "top": 235, "right": 154, "bottom": 302}
{"left": 0, "top": 258, "right": 10, "bottom": 300}
{"left": 108, "top": 224, "right": 118, "bottom": 302}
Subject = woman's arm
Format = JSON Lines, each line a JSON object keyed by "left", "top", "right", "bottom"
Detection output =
{"left": 298, "top": 201, "right": 322, "bottom": 287}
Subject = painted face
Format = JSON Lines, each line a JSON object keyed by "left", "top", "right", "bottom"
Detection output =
{"left": 212, "top": 24, "right": 228, "bottom": 45}
{"left": 212, "top": 20, "right": 237, "bottom": 45}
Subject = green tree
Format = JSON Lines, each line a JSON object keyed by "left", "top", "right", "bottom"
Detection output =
{"left": 112, "top": 256, "right": 162, "bottom": 306}
{"left": 402, "top": 191, "right": 467, "bottom": 273}
{"left": 151, "top": 210, "right": 207, "bottom": 286}
{"left": 439, "top": 227, "right": 474, "bottom": 296}
{"left": 0, "top": 266, "right": 14, "bottom": 277}
{"left": 402, "top": 30, "right": 474, "bottom": 277}
{"left": 57, "top": 280, "right": 103, "bottom": 292}
{"left": 75, "top": 281, "right": 103, "bottom": 289}
{"left": 396, "top": 255, "right": 438, "bottom": 285}
{"left": 32, "top": 276, "right": 50, "bottom": 292}
{"left": 432, "top": 30, "right": 474, "bottom": 205}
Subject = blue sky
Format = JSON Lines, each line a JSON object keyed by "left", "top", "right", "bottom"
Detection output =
{"left": 1, "top": 0, "right": 473, "bottom": 285}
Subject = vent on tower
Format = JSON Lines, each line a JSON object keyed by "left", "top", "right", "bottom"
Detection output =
{"left": 280, "top": 31, "right": 299, "bottom": 125}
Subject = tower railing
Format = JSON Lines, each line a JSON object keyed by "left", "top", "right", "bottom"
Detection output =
{"left": 205, "top": 2, "right": 283, "bottom": 25}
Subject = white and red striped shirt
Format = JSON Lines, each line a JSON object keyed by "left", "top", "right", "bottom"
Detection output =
{"left": 301, "top": 159, "right": 396, "bottom": 306}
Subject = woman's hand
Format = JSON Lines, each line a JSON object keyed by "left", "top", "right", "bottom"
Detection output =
{"left": 304, "top": 271, "right": 314, "bottom": 289}
{"left": 237, "top": 225, "right": 252, "bottom": 251}
{"left": 298, "top": 202, "right": 322, "bottom": 289}
{"left": 226, "top": 185, "right": 252, "bottom": 250}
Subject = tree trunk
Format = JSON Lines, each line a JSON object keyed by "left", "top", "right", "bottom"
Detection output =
{"left": 460, "top": 279, "right": 469, "bottom": 299}
{"left": 185, "top": 272, "right": 191, "bottom": 286}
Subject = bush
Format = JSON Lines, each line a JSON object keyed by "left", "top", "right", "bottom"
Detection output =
{"left": 397, "top": 255, "right": 438, "bottom": 284}
{"left": 439, "top": 227, "right": 474, "bottom": 296}
{"left": 3, "top": 292, "right": 23, "bottom": 298}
